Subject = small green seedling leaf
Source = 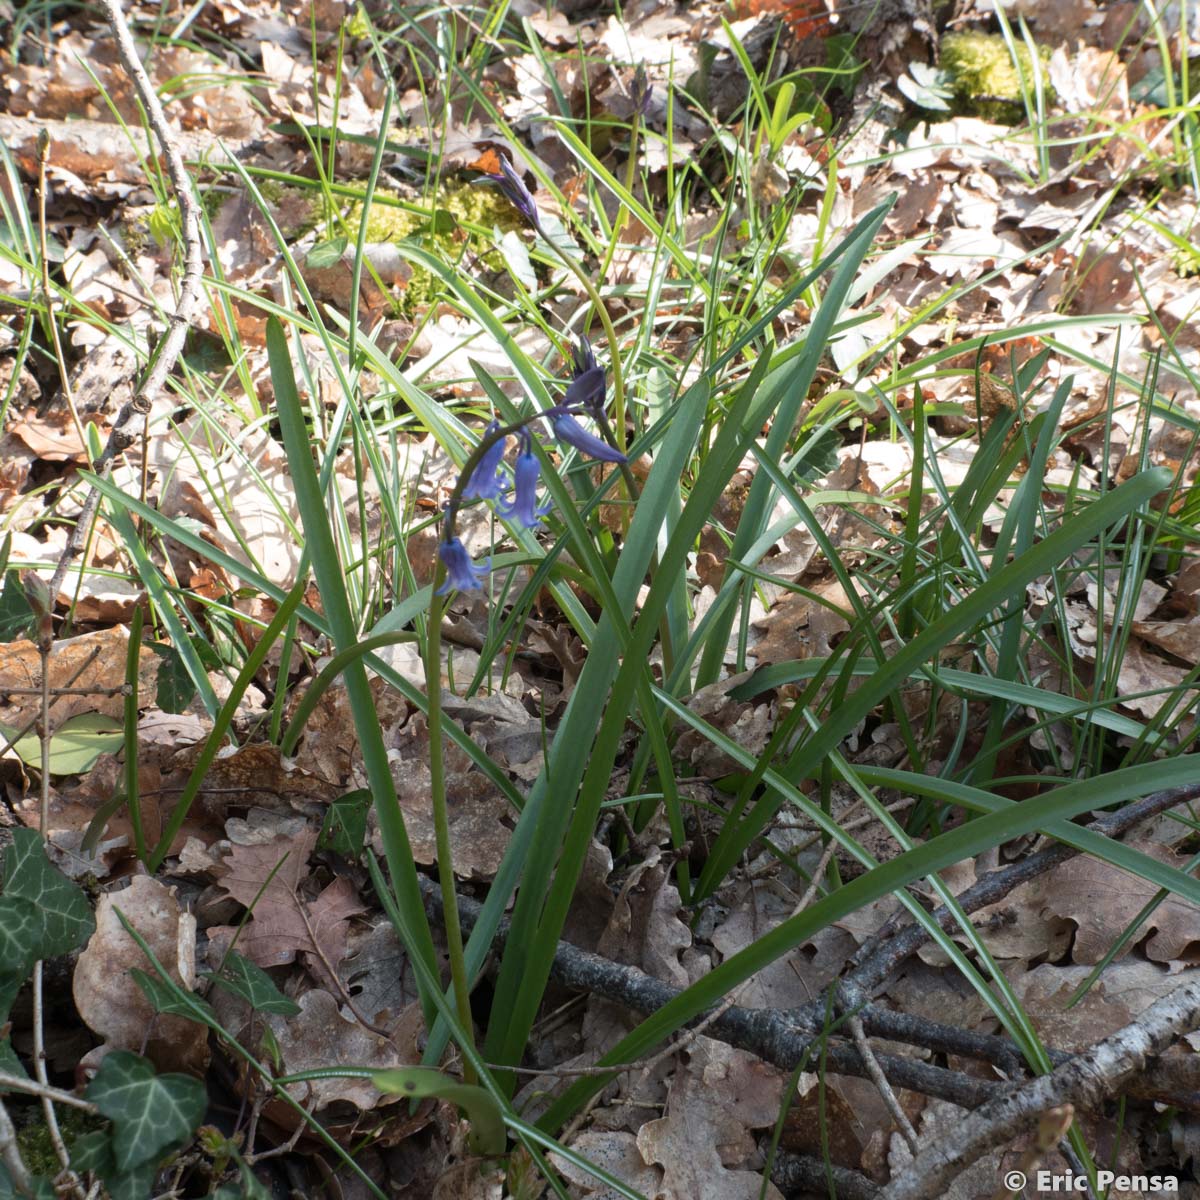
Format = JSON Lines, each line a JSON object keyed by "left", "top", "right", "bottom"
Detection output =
{"left": 0, "top": 570, "right": 34, "bottom": 642}
{"left": 86, "top": 1050, "right": 207, "bottom": 1172}
{"left": 151, "top": 642, "right": 198, "bottom": 713}
{"left": 131, "top": 968, "right": 219, "bottom": 1024}
{"left": 317, "top": 790, "right": 370, "bottom": 859}
{"left": 306, "top": 236, "right": 348, "bottom": 269}
{"left": 206, "top": 952, "right": 301, "bottom": 1016}
{"left": 0, "top": 828, "right": 95, "bottom": 1003}
{"left": 373, "top": 1067, "right": 506, "bottom": 1157}
{"left": 1, "top": 712, "right": 124, "bottom": 775}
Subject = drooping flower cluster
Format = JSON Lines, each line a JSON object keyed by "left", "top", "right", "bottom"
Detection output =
{"left": 435, "top": 341, "right": 628, "bottom": 596}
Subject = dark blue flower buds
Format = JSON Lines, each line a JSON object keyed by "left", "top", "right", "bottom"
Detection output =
{"left": 561, "top": 365, "right": 607, "bottom": 414}
{"left": 572, "top": 336, "right": 597, "bottom": 378}
{"left": 631, "top": 63, "right": 652, "bottom": 117}
{"left": 436, "top": 536, "right": 490, "bottom": 594}
{"left": 478, "top": 155, "right": 540, "bottom": 230}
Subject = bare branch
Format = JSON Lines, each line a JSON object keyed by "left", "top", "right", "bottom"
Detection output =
{"left": 880, "top": 978, "right": 1200, "bottom": 1200}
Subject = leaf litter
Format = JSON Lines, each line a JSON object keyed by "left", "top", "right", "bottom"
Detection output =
{"left": 2, "top": 0, "right": 1200, "bottom": 1194}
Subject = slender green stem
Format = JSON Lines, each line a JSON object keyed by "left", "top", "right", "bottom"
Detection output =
{"left": 594, "top": 108, "right": 642, "bottom": 294}
{"left": 544, "top": 238, "right": 629, "bottom": 459}
{"left": 425, "top": 585, "right": 477, "bottom": 1083}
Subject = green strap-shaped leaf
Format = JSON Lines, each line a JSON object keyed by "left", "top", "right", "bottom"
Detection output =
{"left": 0, "top": 713, "right": 124, "bottom": 775}
{"left": 85, "top": 1050, "right": 207, "bottom": 1172}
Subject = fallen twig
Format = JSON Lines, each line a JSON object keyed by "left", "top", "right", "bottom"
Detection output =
{"left": 879, "top": 976, "right": 1200, "bottom": 1199}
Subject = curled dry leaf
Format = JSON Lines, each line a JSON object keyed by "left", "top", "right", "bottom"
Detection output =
{"left": 73, "top": 875, "right": 209, "bottom": 1076}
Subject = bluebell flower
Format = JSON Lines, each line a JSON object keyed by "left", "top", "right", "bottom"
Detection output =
{"left": 477, "top": 155, "right": 540, "bottom": 229}
{"left": 551, "top": 410, "right": 627, "bottom": 464}
{"left": 436, "top": 537, "right": 490, "bottom": 594}
{"left": 572, "top": 336, "right": 597, "bottom": 378}
{"left": 460, "top": 420, "right": 508, "bottom": 501}
{"left": 499, "top": 432, "right": 553, "bottom": 528}
{"left": 561, "top": 365, "right": 606, "bottom": 414}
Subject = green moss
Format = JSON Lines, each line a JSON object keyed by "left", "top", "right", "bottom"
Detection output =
{"left": 349, "top": 183, "right": 527, "bottom": 317}
{"left": 16, "top": 1104, "right": 104, "bottom": 1178}
{"left": 940, "top": 30, "right": 1054, "bottom": 123}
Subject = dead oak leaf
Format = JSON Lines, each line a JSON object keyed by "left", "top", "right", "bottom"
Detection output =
{"left": 216, "top": 829, "right": 364, "bottom": 978}
{"left": 636, "top": 1040, "right": 785, "bottom": 1200}
{"left": 1039, "top": 841, "right": 1200, "bottom": 965}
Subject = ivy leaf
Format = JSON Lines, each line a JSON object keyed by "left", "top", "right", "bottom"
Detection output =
{"left": 0, "top": 571, "right": 34, "bottom": 642}
{"left": 150, "top": 642, "right": 197, "bottom": 713}
{"left": 69, "top": 1130, "right": 157, "bottom": 1200}
{"left": 206, "top": 952, "right": 300, "bottom": 1016}
{"left": 305, "top": 236, "right": 348, "bottom": 269}
{"left": 0, "top": 1038, "right": 27, "bottom": 1081}
{"left": 85, "top": 1051, "right": 206, "bottom": 1172}
{"left": 0, "top": 829, "right": 95, "bottom": 998}
{"left": 207, "top": 1162, "right": 271, "bottom": 1200}
{"left": 317, "top": 790, "right": 370, "bottom": 859}
{"left": 0, "top": 1164, "right": 55, "bottom": 1199}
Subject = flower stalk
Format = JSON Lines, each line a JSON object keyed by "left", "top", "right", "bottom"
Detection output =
{"left": 423, "top": 366, "right": 630, "bottom": 1069}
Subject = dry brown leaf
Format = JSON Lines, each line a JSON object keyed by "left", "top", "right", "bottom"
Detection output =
{"left": 552, "top": 1131, "right": 662, "bottom": 1200}
{"left": 376, "top": 717, "right": 513, "bottom": 881}
{"left": 675, "top": 673, "right": 776, "bottom": 776}
{"left": 8, "top": 408, "right": 92, "bottom": 463}
{"left": 73, "top": 876, "right": 209, "bottom": 1076}
{"left": 1036, "top": 841, "right": 1200, "bottom": 965}
{"left": 263, "top": 989, "right": 423, "bottom": 1113}
{"left": 635, "top": 1040, "right": 785, "bottom": 1200}
{"left": 1008, "top": 958, "right": 1200, "bottom": 1052}
{"left": 1133, "top": 618, "right": 1200, "bottom": 666}
{"left": 164, "top": 742, "right": 338, "bottom": 826}
{"left": 0, "top": 626, "right": 157, "bottom": 730}
{"left": 596, "top": 848, "right": 691, "bottom": 988}
{"left": 215, "top": 828, "right": 364, "bottom": 978}
{"left": 749, "top": 579, "right": 852, "bottom": 668}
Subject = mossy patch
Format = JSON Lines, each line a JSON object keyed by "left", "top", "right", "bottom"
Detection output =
{"left": 350, "top": 182, "right": 527, "bottom": 316}
{"left": 940, "top": 30, "right": 1054, "bottom": 123}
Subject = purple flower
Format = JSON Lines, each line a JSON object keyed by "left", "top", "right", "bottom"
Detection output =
{"left": 572, "top": 336, "right": 597, "bottom": 378}
{"left": 436, "top": 537, "right": 490, "bottom": 594}
{"left": 477, "top": 155, "right": 540, "bottom": 229}
{"left": 551, "top": 410, "right": 627, "bottom": 464}
{"left": 460, "top": 420, "right": 508, "bottom": 501}
{"left": 561, "top": 365, "right": 606, "bottom": 414}
{"left": 498, "top": 432, "right": 553, "bottom": 528}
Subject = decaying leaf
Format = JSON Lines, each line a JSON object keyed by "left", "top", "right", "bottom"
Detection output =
{"left": 214, "top": 828, "right": 365, "bottom": 983}
{"left": 73, "top": 876, "right": 209, "bottom": 1076}
{"left": 635, "top": 1040, "right": 785, "bottom": 1200}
